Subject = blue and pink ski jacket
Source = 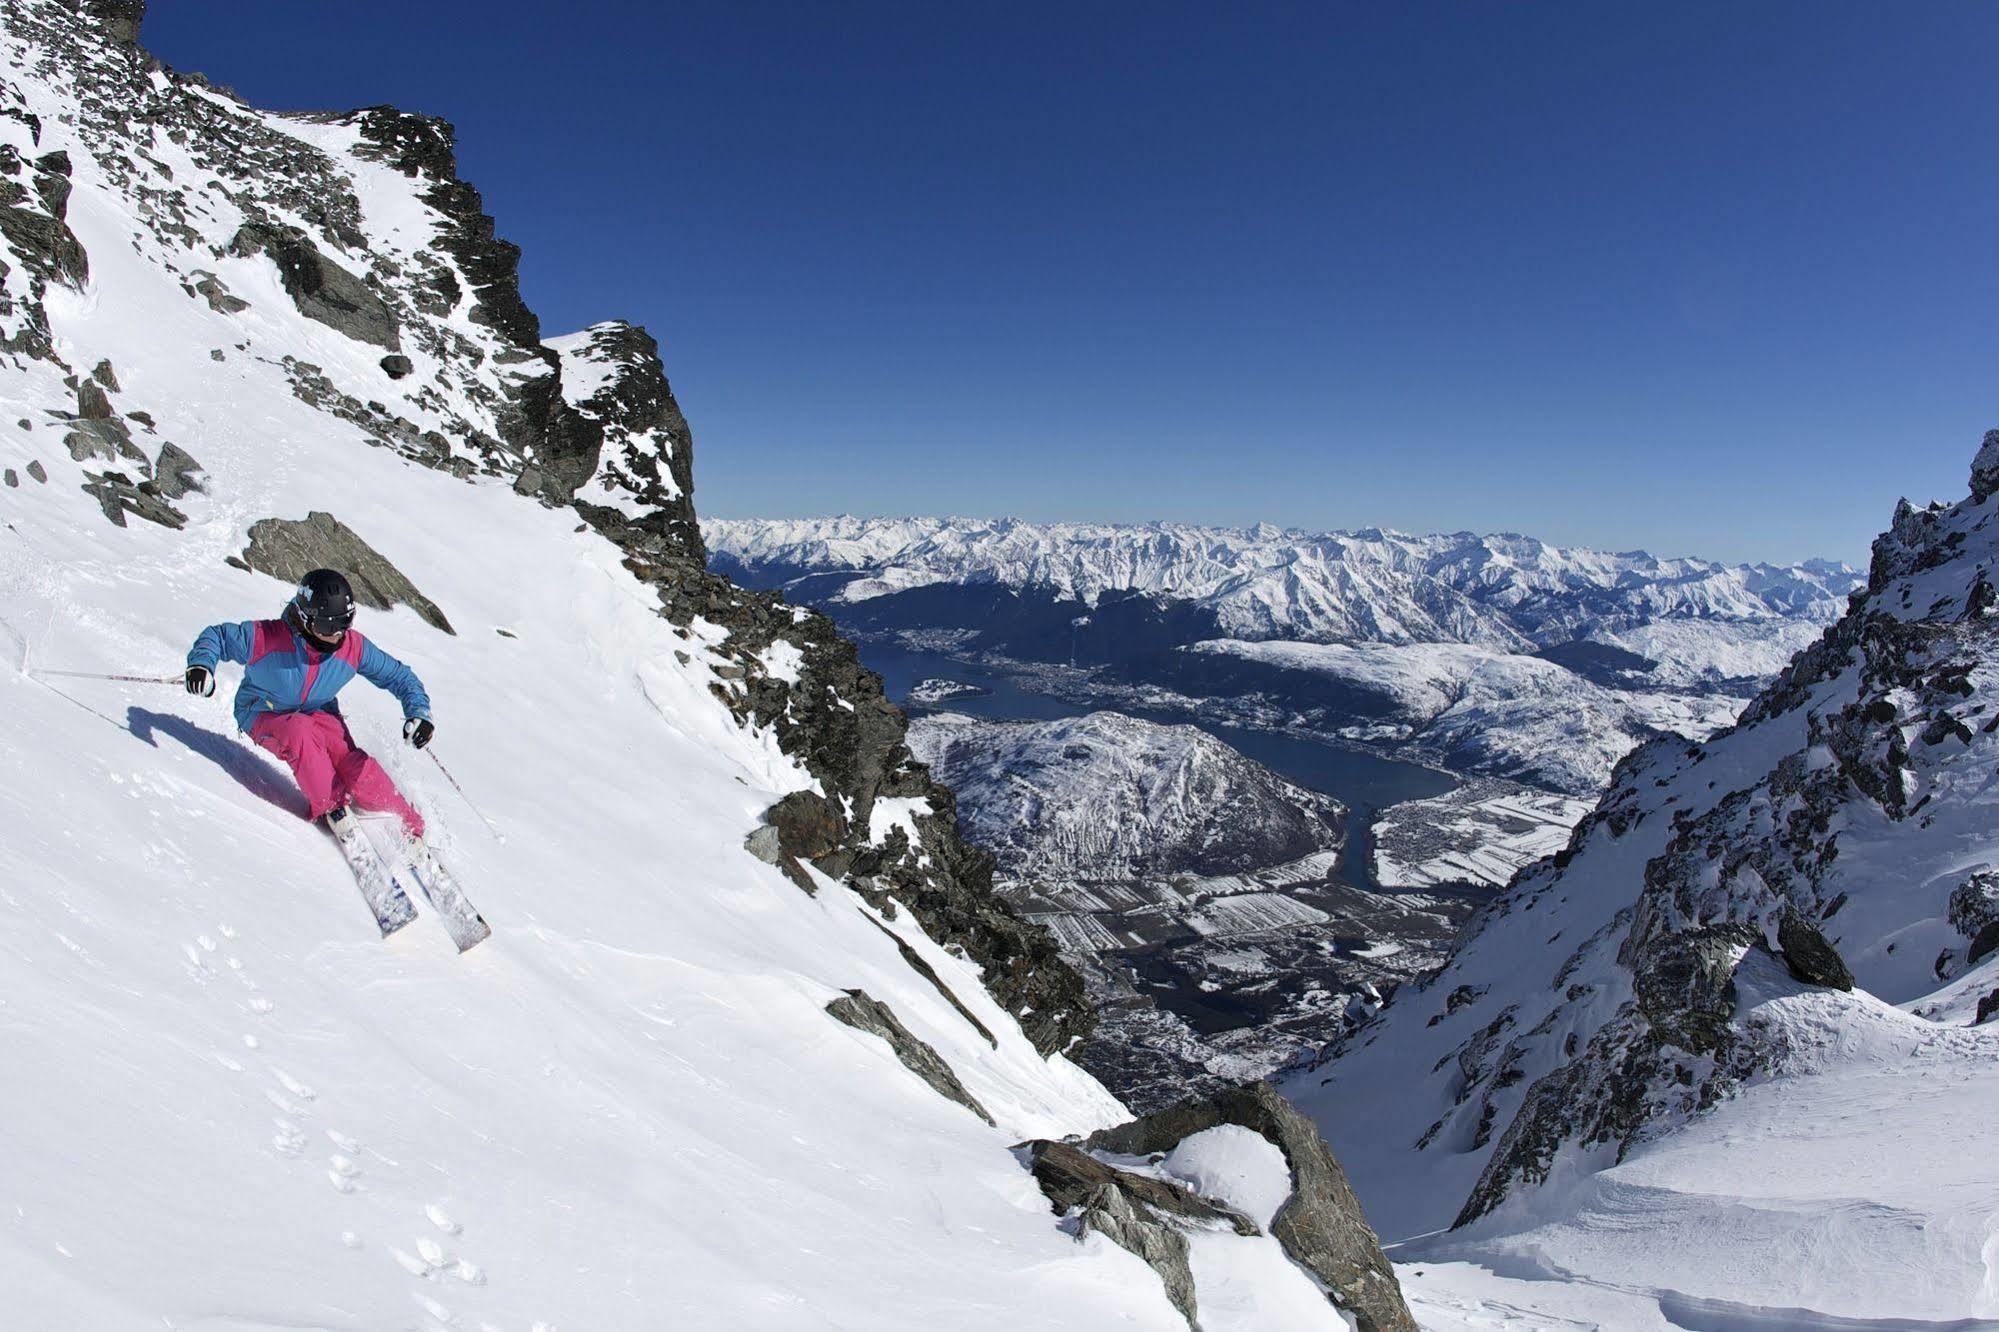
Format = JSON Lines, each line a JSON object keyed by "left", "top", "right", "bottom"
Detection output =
{"left": 188, "top": 614, "right": 431, "bottom": 734}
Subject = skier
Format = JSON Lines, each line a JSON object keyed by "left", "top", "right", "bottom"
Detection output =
{"left": 184, "top": 569, "right": 434, "bottom": 839}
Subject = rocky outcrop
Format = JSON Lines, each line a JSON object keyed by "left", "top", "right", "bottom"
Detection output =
{"left": 80, "top": 0, "right": 144, "bottom": 45}
{"left": 1023, "top": 1138, "right": 1262, "bottom": 1329}
{"left": 744, "top": 790, "right": 846, "bottom": 895}
{"left": 1972, "top": 428, "right": 1999, "bottom": 505}
{"left": 239, "top": 511, "right": 453, "bottom": 634}
{"left": 230, "top": 222, "right": 400, "bottom": 350}
{"left": 1776, "top": 908, "right": 1853, "bottom": 990}
{"left": 1086, "top": 1082, "right": 1417, "bottom": 1332}
{"left": 824, "top": 989, "right": 992, "bottom": 1126}
{"left": 603, "top": 500, "right": 1090, "bottom": 1055}
{"left": 1315, "top": 431, "right": 1999, "bottom": 1237}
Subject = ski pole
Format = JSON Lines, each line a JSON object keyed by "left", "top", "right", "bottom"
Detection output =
{"left": 30, "top": 668, "right": 185, "bottom": 685}
{"left": 427, "top": 748, "right": 506, "bottom": 844}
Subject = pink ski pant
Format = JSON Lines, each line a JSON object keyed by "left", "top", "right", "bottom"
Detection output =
{"left": 250, "top": 710, "right": 424, "bottom": 836}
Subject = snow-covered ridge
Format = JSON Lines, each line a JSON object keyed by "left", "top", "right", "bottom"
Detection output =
{"left": 707, "top": 514, "right": 1859, "bottom": 647}
{"left": 1285, "top": 431, "right": 1999, "bottom": 1324}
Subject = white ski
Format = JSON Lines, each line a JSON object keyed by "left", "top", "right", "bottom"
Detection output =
{"left": 324, "top": 808, "right": 418, "bottom": 936}
{"left": 405, "top": 842, "right": 491, "bottom": 953}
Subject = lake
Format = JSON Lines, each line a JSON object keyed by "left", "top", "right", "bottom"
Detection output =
{"left": 862, "top": 644, "right": 1460, "bottom": 891}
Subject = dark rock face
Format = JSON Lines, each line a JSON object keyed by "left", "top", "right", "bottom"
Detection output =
{"left": 239, "top": 511, "right": 454, "bottom": 635}
{"left": 824, "top": 989, "right": 993, "bottom": 1125}
{"left": 230, "top": 222, "right": 400, "bottom": 350}
{"left": 378, "top": 353, "right": 413, "bottom": 380}
{"left": 81, "top": 0, "right": 144, "bottom": 44}
{"left": 1950, "top": 871, "right": 1999, "bottom": 968}
{"left": 0, "top": 131, "right": 87, "bottom": 357}
{"left": 1972, "top": 429, "right": 1999, "bottom": 504}
{"left": 1085, "top": 1082, "right": 1417, "bottom": 1332}
{"left": 1776, "top": 909, "right": 1853, "bottom": 990}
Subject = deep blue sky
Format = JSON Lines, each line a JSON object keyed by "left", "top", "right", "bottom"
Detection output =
{"left": 144, "top": 2, "right": 1998, "bottom": 564}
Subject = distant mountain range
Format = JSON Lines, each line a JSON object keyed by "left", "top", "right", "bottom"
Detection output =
{"left": 706, "top": 516, "right": 1859, "bottom": 651}
{"left": 707, "top": 516, "right": 1862, "bottom": 793}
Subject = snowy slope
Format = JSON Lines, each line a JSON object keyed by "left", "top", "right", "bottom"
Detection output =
{"left": 0, "top": 4, "right": 1381, "bottom": 1327}
{"left": 706, "top": 514, "right": 1857, "bottom": 649}
{"left": 1285, "top": 432, "right": 1999, "bottom": 1325}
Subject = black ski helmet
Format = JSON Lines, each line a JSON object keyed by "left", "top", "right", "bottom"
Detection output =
{"left": 290, "top": 568, "right": 357, "bottom": 638}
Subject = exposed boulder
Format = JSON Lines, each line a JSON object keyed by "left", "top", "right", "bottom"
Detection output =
{"left": 229, "top": 222, "right": 400, "bottom": 350}
{"left": 378, "top": 353, "right": 412, "bottom": 379}
{"left": 824, "top": 989, "right": 992, "bottom": 1125}
{"left": 151, "top": 442, "right": 205, "bottom": 499}
{"left": 744, "top": 789, "right": 847, "bottom": 894}
{"left": 239, "top": 511, "right": 453, "bottom": 634}
{"left": 1086, "top": 1082, "right": 1416, "bottom": 1332}
{"left": 1776, "top": 909, "right": 1854, "bottom": 990}
{"left": 1022, "top": 1138, "right": 1261, "bottom": 1329}
{"left": 190, "top": 270, "right": 249, "bottom": 314}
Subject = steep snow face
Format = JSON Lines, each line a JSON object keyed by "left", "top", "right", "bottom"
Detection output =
{"left": 908, "top": 710, "right": 1344, "bottom": 884}
{"left": 706, "top": 515, "right": 1858, "bottom": 648}
{"left": 0, "top": 4, "right": 1354, "bottom": 1326}
{"left": 1287, "top": 433, "right": 1999, "bottom": 1327}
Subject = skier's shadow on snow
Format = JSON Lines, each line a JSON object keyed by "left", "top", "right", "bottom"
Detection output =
{"left": 125, "top": 706, "right": 310, "bottom": 820}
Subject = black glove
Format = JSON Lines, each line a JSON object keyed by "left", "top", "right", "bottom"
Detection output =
{"left": 403, "top": 717, "right": 435, "bottom": 750}
{"left": 185, "top": 665, "right": 215, "bottom": 697}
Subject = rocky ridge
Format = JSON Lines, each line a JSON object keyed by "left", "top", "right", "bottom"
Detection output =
{"left": 1286, "top": 431, "right": 1999, "bottom": 1239}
